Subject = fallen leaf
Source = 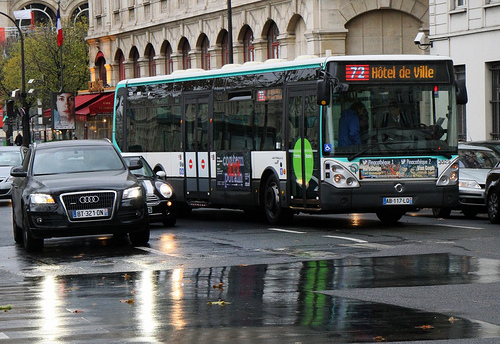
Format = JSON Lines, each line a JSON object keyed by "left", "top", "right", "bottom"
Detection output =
{"left": 448, "top": 316, "right": 458, "bottom": 323}
{"left": 120, "top": 299, "right": 135, "bottom": 304}
{"left": 373, "top": 335, "right": 386, "bottom": 342}
{"left": 73, "top": 310, "right": 84, "bottom": 313}
{"left": 207, "top": 299, "right": 230, "bottom": 306}
{"left": 123, "top": 274, "right": 131, "bottom": 280}
{"left": 0, "top": 305, "right": 12, "bottom": 311}
{"left": 212, "top": 283, "right": 224, "bottom": 290}
{"left": 415, "top": 325, "right": 434, "bottom": 330}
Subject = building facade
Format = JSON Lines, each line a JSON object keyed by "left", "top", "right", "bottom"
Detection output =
{"left": 85, "top": 0, "right": 429, "bottom": 87}
{"left": 430, "top": 0, "right": 500, "bottom": 141}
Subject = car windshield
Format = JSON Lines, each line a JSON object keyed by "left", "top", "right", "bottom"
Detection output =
{"left": 0, "top": 150, "right": 21, "bottom": 166}
{"left": 458, "top": 149, "right": 499, "bottom": 169}
{"left": 33, "top": 146, "right": 125, "bottom": 175}
{"left": 124, "top": 157, "right": 155, "bottom": 178}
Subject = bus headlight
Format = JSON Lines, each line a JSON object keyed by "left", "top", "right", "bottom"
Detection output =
{"left": 325, "top": 162, "right": 359, "bottom": 188}
{"left": 437, "top": 158, "right": 459, "bottom": 186}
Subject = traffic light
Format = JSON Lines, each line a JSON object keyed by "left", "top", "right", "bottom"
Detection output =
{"left": 5, "top": 100, "right": 14, "bottom": 145}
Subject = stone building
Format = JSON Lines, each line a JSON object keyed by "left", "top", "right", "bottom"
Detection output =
{"left": 85, "top": 0, "right": 429, "bottom": 87}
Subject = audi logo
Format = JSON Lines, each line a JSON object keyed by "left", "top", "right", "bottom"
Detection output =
{"left": 79, "top": 195, "right": 100, "bottom": 204}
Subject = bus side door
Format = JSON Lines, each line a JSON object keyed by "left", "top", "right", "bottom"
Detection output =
{"left": 183, "top": 93, "right": 212, "bottom": 200}
{"left": 287, "top": 85, "right": 321, "bottom": 208}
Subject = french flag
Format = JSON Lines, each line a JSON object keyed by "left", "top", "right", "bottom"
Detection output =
{"left": 56, "top": 7, "right": 63, "bottom": 46}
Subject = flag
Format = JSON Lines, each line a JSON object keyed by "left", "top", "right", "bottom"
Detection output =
{"left": 56, "top": 7, "right": 63, "bottom": 46}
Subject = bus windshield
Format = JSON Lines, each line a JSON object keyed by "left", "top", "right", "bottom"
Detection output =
{"left": 322, "top": 83, "right": 457, "bottom": 158}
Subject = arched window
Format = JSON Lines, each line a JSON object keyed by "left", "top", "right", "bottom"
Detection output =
{"left": 146, "top": 44, "right": 156, "bottom": 76}
{"left": 116, "top": 50, "right": 125, "bottom": 81}
{"left": 243, "top": 28, "right": 254, "bottom": 62}
{"left": 221, "top": 31, "right": 229, "bottom": 66}
{"left": 131, "top": 47, "right": 140, "bottom": 78}
{"left": 267, "top": 23, "right": 279, "bottom": 59}
{"left": 95, "top": 52, "right": 107, "bottom": 85}
{"left": 19, "top": 4, "right": 55, "bottom": 27}
{"left": 71, "top": 4, "right": 89, "bottom": 24}
{"left": 201, "top": 36, "right": 210, "bottom": 70}
{"left": 181, "top": 40, "right": 191, "bottom": 70}
{"left": 165, "top": 43, "right": 173, "bottom": 75}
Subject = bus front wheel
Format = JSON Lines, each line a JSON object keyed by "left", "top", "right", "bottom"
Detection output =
{"left": 376, "top": 209, "right": 404, "bottom": 224}
{"left": 264, "top": 176, "right": 293, "bottom": 225}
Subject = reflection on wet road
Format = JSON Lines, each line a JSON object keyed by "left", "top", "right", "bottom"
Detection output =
{"left": 1, "top": 253, "right": 498, "bottom": 343}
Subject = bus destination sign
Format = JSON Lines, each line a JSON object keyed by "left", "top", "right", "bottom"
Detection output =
{"left": 341, "top": 62, "right": 450, "bottom": 83}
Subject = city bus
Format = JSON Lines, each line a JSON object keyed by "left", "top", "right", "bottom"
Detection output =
{"left": 113, "top": 55, "right": 467, "bottom": 224}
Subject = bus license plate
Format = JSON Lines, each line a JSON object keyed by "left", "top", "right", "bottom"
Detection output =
{"left": 383, "top": 197, "right": 413, "bottom": 205}
{"left": 73, "top": 208, "right": 108, "bottom": 218}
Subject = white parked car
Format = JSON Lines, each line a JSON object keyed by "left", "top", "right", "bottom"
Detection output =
{"left": 0, "top": 146, "right": 23, "bottom": 199}
{"left": 433, "top": 143, "right": 500, "bottom": 218}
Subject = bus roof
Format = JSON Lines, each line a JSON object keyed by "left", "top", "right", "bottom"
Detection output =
{"left": 117, "top": 54, "right": 453, "bottom": 88}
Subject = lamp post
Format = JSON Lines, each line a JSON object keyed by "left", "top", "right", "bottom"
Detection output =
{"left": 0, "top": 11, "right": 30, "bottom": 147}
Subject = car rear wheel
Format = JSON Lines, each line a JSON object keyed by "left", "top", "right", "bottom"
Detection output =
{"left": 462, "top": 209, "right": 478, "bottom": 219}
{"left": 487, "top": 190, "right": 500, "bottom": 223}
{"left": 432, "top": 207, "right": 451, "bottom": 218}
{"left": 129, "top": 223, "right": 150, "bottom": 246}
{"left": 12, "top": 210, "right": 23, "bottom": 244}
{"left": 22, "top": 214, "right": 43, "bottom": 252}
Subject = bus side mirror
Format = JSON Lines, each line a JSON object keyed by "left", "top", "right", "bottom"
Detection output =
{"left": 316, "top": 80, "right": 330, "bottom": 106}
{"left": 455, "top": 79, "right": 468, "bottom": 104}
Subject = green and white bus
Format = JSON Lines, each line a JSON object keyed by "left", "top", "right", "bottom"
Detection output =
{"left": 113, "top": 55, "right": 467, "bottom": 224}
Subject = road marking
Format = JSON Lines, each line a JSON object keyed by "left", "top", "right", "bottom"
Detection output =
{"left": 135, "top": 246, "right": 184, "bottom": 257}
{"left": 433, "top": 224, "right": 484, "bottom": 230}
{"left": 324, "top": 235, "right": 368, "bottom": 243}
{"left": 268, "top": 228, "right": 306, "bottom": 234}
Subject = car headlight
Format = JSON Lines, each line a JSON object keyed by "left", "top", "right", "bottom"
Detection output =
{"left": 123, "top": 186, "right": 143, "bottom": 199}
{"left": 458, "top": 180, "right": 481, "bottom": 189}
{"left": 158, "top": 182, "right": 173, "bottom": 198}
{"left": 30, "top": 193, "right": 55, "bottom": 205}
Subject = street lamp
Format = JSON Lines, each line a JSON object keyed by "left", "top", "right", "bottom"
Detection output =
{"left": 0, "top": 11, "right": 30, "bottom": 147}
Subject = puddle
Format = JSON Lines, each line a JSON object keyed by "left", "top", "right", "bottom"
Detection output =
{"left": 3, "top": 253, "right": 498, "bottom": 343}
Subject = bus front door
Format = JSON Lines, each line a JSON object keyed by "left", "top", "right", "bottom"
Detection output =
{"left": 287, "top": 87, "right": 320, "bottom": 209}
{"left": 183, "top": 95, "right": 212, "bottom": 201}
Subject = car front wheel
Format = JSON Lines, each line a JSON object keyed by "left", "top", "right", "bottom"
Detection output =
{"left": 487, "top": 190, "right": 500, "bottom": 223}
{"left": 129, "top": 223, "right": 150, "bottom": 246}
{"left": 22, "top": 213, "right": 43, "bottom": 252}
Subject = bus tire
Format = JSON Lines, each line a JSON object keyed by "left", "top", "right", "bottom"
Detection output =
{"left": 376, "top": 209, "right": 404, "bottom": 224}
{"left": 264, "top": 175, "right": 293, "bottom": 225}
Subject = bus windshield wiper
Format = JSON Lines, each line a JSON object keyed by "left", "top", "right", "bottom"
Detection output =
{"left": 348, "top": 143, "right": 383, "bottom": 161}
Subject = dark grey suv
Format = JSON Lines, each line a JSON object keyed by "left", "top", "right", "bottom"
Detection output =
{"left": 10, "top": 139, "right": 149, "bottom": 251}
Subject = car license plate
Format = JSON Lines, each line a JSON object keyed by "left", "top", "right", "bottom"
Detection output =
{"left": 73, "top": 208, "right": 108, "bottom": 218}
{"left": 383, "top": 197, "right": 413, "bottom": 205}
{"left": 148, "top": 206, "right": 152, "bottom": 214}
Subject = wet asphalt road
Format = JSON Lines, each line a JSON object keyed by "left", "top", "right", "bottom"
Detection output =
{"left": 0, "top": 200, "right": 499, "bottom": 343}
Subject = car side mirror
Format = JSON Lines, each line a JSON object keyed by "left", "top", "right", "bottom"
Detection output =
{"left": 10, "top": 165, "right": 27, "bottom": 177}
{"left": 156, "top": 170, "right": 166, "bottom": 179}
{"left": 127, "top": 158, "right": 143, "bottom": 170}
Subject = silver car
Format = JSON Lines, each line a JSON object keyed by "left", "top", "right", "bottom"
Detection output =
{"left": 433, "top": 143, "right": 500, "bottom": 218}
{"left": 0, "top": 146, "right": 23, "bottom": 199}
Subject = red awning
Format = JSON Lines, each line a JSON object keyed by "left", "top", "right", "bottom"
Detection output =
{"left": 89, "top": 93, "right": 115, "bottom": 114}
{"left": 75, "top": 93, "right": 115, "bottom": 116}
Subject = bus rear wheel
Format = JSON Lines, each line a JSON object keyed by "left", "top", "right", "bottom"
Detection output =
{"left": 264, "top": 176, "right": 293, "bottom": 225}
{"left": 376, "top": 209, "right": 404, "bottom": 224}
